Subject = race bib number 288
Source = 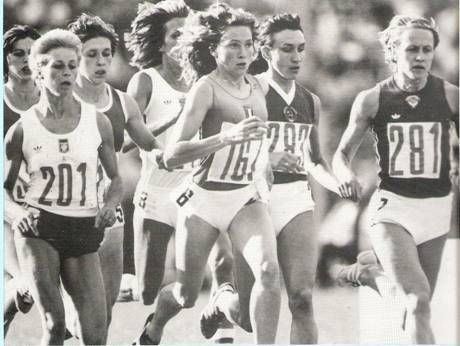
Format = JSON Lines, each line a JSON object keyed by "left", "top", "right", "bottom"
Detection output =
{"left": 387, "top": 122, "right": 442, "bottom": 179}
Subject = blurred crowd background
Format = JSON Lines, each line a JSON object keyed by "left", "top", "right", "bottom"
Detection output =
{"left": 4, "top": 0, "right": 459, "bottom": 286}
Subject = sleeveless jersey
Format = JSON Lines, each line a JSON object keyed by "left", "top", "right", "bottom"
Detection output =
{"left": 372, "top": 74, "right": 453, "bottom": 198}
{"left": 75, "top": 85, "right": 128, "bottom": 207}
{"left": 4, "top": 97, "right": 22, "bottom": 137}
{"left": 22, "top": 102, "right": 101, "bottom": 217}
{"left": 4, "top": 95, "right": 35, "bottom": 203}
{"left": 192, "top": 73, "right": 269, "bottom": 190}
{"left": 263, "top": 76, "right": 318, "bottom": 184}
{"left": 74, "top": 85, "right": 126, "bottom": 152}
{"left": 134, "top": 67, "right": 192, "bottom": 202}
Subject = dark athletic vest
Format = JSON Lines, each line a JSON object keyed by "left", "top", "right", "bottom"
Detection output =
{"left": 372, "top": 74, "right": 453, "bottom": 198}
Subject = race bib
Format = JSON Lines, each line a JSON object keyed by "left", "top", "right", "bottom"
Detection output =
{"left": 207, "top": 122, "right": 268, "bottom": 184}
{"left": 267, "top": 121, "right": 313, "bottom": 174}
{"left": 387, "top": 122, "right": 442, "bottom": 179}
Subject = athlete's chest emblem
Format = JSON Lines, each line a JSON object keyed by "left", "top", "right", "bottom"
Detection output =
{"left": 59, "top": 139, "right": 69, "bottom": 153}
{"left": 405, "top": 95, "right": 420, "bottom": 109}
{"left": 283, "top": 105, "right": 298, "bottom": 122}
{"left": 391, "top": 113, "right": 402, "bottom": 120}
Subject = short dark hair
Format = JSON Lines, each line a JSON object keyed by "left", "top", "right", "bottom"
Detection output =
{"left": 4, "top": 25, "right": 41, "bottom": 81}
{"left": 68, "top": 13, "right": 119, "bottom": 55}
{"left": 259, "top": 13, "right": 302, "bottom": 47}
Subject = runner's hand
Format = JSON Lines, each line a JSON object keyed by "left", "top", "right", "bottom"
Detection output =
{"left": 95, "top": 206, "right": 116, "bottom": 229}
{"left": 12, "top": 209, "right": 38, "bottom": 236}
{"left": 270, "top": 151, "right": 303, "bottom": 174}
{"left": 335, "top": 169, "right": 361, "bottom": 201}
{"left": 220, "top": 116, "right": 267, "bottom": 144}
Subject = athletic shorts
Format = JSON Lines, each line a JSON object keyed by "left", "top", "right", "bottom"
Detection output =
{"left": 134, "top": 186, "right": 178, "bottom": 228}
{"left": 367, "top": 189, "right": 453, "bottom": 245}
{"left": 16, "top": 208, "right": 104, "bottom": 259}
{"left": 172, "top": 179, "right": 269, "bottom": 233}
{"left": 269, "top": 180, "right": 315, "bottom": 236}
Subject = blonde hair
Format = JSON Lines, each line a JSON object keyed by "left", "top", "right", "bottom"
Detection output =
{"left": 29, "top": 29, "right": 81, "bottom": 80}
{"left": 378, "top": 15, "right": 439, "bottom": 65}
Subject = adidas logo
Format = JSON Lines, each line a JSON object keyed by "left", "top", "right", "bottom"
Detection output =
{"left": 391, "top": 113, "right": 401, "bottom": 120}
{"left": 33, "top": 145, "right": 42, "bottom": 152}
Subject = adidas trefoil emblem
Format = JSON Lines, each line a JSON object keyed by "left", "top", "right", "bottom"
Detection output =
{"left": 33, "top": 145, "right": 42, "bottom": 153}
{"left": 391, "top": 113, "right": 401, "bottom": 120}
{"left": 405, "top": 95, "right": 420, "bottom": 108}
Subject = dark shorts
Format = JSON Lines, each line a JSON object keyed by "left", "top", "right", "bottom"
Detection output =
{"left": 18, "top": 208, "right": 104, "bottom": 259}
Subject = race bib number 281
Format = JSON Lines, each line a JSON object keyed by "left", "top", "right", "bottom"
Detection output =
{"left": 387, "top": 122, "right": 442, "bottom": 179}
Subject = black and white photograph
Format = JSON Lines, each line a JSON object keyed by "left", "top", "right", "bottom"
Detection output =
{"left": 2, "top": 0, "right": 459, "bottom": 344}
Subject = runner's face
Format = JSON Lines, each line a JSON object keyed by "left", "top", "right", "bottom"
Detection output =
{"left": 80, "top": 37, "right": 113, "bottom": 84}
{"left": 268, "top": 29, "right": 305, "bottom": 81}
{"left": 161, "top": 17, "right": 185, "bottom": 63}
{"left": 41, "top": 48, "right": 79, "bottom": 96}
{"left": 394, "top": 28, "right": 435, "bottom": 80}
{"left": 7, "top": 37, "right": 35, "bottom": 81}
{"left": 215, "top": 25, "right": 255, "bottom": 78}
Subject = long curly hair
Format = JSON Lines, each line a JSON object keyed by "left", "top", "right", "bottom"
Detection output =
{"left": 4, "top": 25, "right": 41, "bottom": 81}
{"left": 125, "top": 0, "right": 189, "bottom": 69}
{"left": 68, "top": 13, "right": 119, "bottom": 55}
{"left": 176, "top": 2, "right": 259, "bottom": 84}
{"left": 378, "top": 15, "right": 439, "bottom": 65}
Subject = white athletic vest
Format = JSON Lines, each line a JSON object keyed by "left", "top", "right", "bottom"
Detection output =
{"left": 135, "top": 68, "right": 194, "bottom": 195}
{"left": 74, "top": 85, "right": 128, "bottom": 206}
{"left": 22, "top": 102, "right": 101, "bottom": 217}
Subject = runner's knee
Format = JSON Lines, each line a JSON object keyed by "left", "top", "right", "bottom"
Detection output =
{"left": 172, "top": 284, "right": 199, "bottom": 309}
{"left": 255, "top": 260, "right": 280, "bottom": 290}
{"left": 406, "top": 292, "right": 431, "bottom": 319}
{"left": 211, "top": 251, "right": 234, "bottom": 277}
{"left": 44, "top": 313, "right": 66, "bottom": 340}
{"left": 288, "top": 288, "right": 313, "bottom": 314}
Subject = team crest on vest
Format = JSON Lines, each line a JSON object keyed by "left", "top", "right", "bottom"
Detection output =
{"left": 283, "top": 105, "right": 298, "bottom": 122}
{"left": 405, "top": 95, "right": 420, "bottom": 109}
{"left": 59, "top": 139, "right": 69, "bottom": 153}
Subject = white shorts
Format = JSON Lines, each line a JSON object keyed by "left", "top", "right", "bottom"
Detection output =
{"left": 269, "top": 181, "right": 315, "bottom": 236}
{"left": 134, "top": 186, "right": 178, "bottom": 228}
{"left": 367, "top": 189, "right": 453, "bottom": 245}
{"left": 172, "top": 180, "right": 269, "bottom": 233}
